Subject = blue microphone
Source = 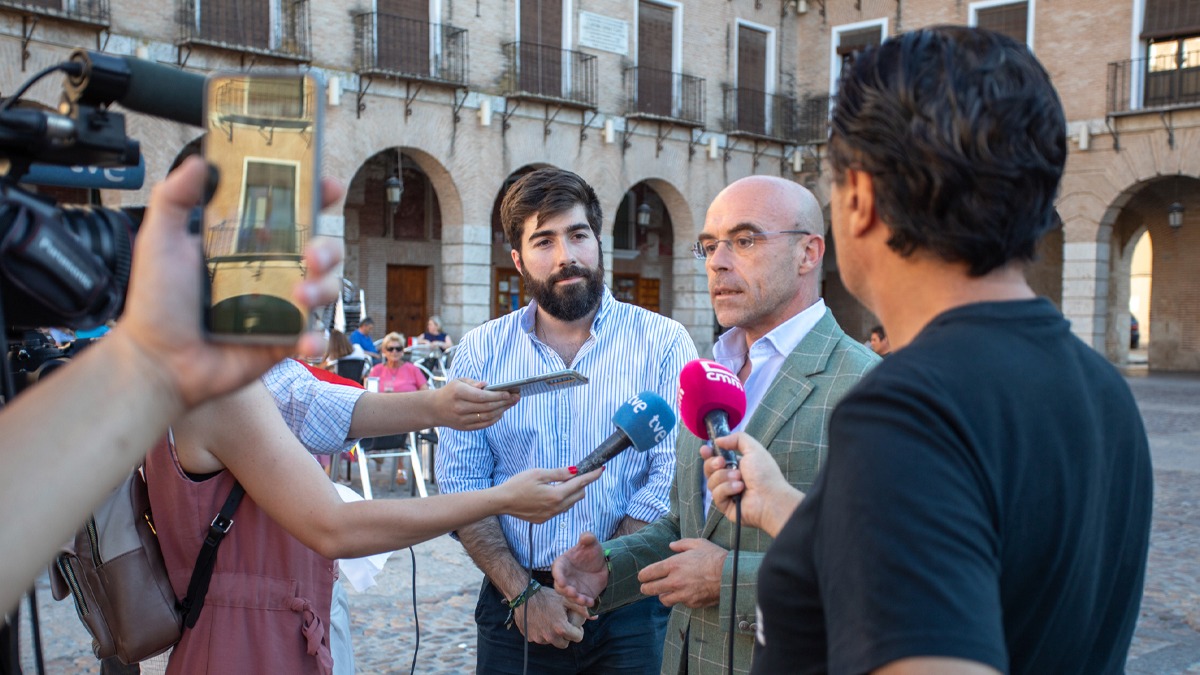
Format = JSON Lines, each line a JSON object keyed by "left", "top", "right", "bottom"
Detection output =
{"left": 575, "top": 391, "right": 676, "bottom": 475}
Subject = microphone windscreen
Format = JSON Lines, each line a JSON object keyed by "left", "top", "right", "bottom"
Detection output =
{"left": 611, "top": 391, "right": 676, "bottom": 452}
{"left": 678, "top": 360, "right": 747, "bottom": 439}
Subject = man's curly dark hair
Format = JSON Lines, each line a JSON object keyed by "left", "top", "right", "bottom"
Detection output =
{"left": 828, "top": 25, "right": 1066, "bottom": 277}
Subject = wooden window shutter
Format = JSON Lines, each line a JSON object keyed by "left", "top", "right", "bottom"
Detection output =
{"left": 976, "top": 2, "right": 1029, "bottom": 44}
{"left": 1143, "top": 0, "right": 1200, "bottom": 39}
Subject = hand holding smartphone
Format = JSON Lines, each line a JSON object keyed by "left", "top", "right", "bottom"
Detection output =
{"left": 202, "top": 71, "right": 323, "bottom": 343}
{"left": 484, "top": 370, "right": 589, "bottom": 397}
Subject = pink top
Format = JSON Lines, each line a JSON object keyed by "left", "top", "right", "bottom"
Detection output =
{"left": 368, "top": 361, "right": 427, "bottom": 393}
{"left": 145, "top": 437, "right": 335, "bottom": 675}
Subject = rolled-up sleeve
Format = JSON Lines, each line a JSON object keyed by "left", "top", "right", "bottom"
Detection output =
{"left": 623, "top": 326, "right": 698, "bottom": 523}
{"left": 434, "top": 335, "right": 496, "bottom": 494}
{"left": 262, "top": 360, "right": 364, "bottom": 455}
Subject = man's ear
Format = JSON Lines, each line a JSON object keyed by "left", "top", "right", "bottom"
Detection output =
{"left": 511, "top": 248, "right": 524, "bottom": 276}
{"left": 842, "top": 168, "right": 878, "bottom": 238}
{"left": 797, "top": 234, "right": 826, "bottom": 274}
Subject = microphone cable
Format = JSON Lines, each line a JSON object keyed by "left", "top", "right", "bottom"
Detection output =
{"left": 407, "top": 545, "right": 419, "bottom": 675}
{"left": 727, "top": 494, "right": 742, "bottom": 675}
{"left": 523, "top": 522, "right": 533, "bottom": 675}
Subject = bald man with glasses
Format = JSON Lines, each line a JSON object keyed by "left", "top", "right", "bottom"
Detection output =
{"left": 552, "top": 175, "right": 878, "bottom": 674}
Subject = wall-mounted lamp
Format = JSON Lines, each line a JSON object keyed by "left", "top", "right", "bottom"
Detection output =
{"left": 791, "top": 149, "right": 804, "bottom": 173}
{"left": 637, "top": 203, "right": 652, "bottom": 228}
{"left": 797, "top": 0, "right": 809, "bottom": 14}
{"left": 385, "top": 173, "right": 403, "bottom": 238}
{"left": 1168, "top": 201, "right": 1184, "bottom": 229}
{"left": 479, "top": 97, "right": 492, "bottom": 126}
{"left": 603, "top": 118, "right": 616, "bottom": 144}
{"left": 327, "top": 75, "right": 341, "bottom": 107}
{"left": 707, "top": 136, "right": 720, "bottom": 160}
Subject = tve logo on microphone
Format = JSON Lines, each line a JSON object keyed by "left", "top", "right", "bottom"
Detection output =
{"left": 624, "top": 392, "right": 671, "bottom": 445}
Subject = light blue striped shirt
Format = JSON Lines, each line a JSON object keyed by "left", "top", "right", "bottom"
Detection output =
{"left": 261, "top": 359, "right": 364, "bottom": 455}
{"left": 436, "top": 288, "right": 697, "bottom": 569}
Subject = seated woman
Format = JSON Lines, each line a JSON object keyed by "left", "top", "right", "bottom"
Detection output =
{"left": 322, "top": 329, "right": 368, "bottom": 381}
{"left": 368, "top": 332, "right": 426, "bottom": 394}
{"left": 147, "top": 381, "right": 597, "bottom": 675}
{"left": 415, "top": 316, "right": 453, "bottom": 350}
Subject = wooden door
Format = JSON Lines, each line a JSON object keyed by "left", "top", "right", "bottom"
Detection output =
{"left": 386, "top": 265, "right": 429, "bottom": 340}
{"left": 519, "top": 0, "right": 562, "bottom": 96}
{"left": 638, "top": 1, "right": 674, "bottom": 116}
{"left": 737, "top": 25, "right": 768, "bottom": 135}
{"left": 378, "top": 0, "right": 430, "bottom": 76}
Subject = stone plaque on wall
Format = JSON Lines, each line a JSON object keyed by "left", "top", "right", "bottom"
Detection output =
{"left": 579, "top": 12, "right": 628, "bottom": 55}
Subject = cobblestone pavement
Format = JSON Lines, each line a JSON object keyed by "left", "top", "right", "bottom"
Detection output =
{"left": 15, "top": 370, "right": 1200, "bottom": 673}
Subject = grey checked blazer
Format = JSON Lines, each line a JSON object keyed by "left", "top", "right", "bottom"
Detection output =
{"left": 599, "top": 309, "right": 879, "bottom": 675}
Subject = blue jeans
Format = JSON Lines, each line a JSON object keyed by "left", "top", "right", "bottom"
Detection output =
{"left": 476, "top": 579, "right": 670, "bottom": 674}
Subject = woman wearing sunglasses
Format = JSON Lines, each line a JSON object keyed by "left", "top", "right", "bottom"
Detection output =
{"left": 368, "top": 332, "right": 428, "bottom": 395}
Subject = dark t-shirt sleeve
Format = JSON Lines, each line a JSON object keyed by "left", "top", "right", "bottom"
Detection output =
{"left": 815, "top": 373, "right": 1009, "bottom": 674}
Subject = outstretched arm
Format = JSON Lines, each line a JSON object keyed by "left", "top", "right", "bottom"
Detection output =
{"left": 178, "top": 382, "right": 598, "bottom": 559}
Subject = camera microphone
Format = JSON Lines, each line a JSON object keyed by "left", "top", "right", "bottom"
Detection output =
{"left": 66, "top": 50, "right": 206, "bottom": 127}
{"left": 678, "top": 359, "right": 747, "bottom": 468}
{"left": 574, "top": 391, "right": 676, "bottom": 475}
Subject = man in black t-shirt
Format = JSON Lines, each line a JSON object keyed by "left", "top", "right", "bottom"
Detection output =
{"left": 703, "top": 26, "right": 1153, "bottom": 675}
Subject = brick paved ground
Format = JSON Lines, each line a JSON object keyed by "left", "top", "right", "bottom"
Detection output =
{"left": 15, "top": 370, "right": 1200, "bottom": 673}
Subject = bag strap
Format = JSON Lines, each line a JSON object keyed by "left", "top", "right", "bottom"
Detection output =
{"left": 180, "top": 481, "right": 245, "bottom": 629}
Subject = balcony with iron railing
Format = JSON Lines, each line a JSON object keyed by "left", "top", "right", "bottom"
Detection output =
{"left": 722, "top": 86, "right": 799, "bottom": 141}
{"left": 795, "top": 94, "right": 831, "bottom": 145}
{"left": 1108, "top": 51, "right": 1200, "bottom": 114}
{"left": 502, "top": 42, "right": 597, "bottom": 109}
{"left": 623, "top": 67, "right": 705, "bottom": 127}
{"left": 353, "top": 13, "right": 468, "bottom": 87}
{"left": 0, "top": 0, "right": 108, "bottom": 26}
{"left": 176, "top": 0, "right": 310, "bottom": 62}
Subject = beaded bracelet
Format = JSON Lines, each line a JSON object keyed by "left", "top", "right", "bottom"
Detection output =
{"left": 503, "top": 578, "right": 542, "bottom": 629}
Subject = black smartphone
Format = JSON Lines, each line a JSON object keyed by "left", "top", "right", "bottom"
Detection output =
{"left": 201, "top": 71, "right": 323, "bottom": 343}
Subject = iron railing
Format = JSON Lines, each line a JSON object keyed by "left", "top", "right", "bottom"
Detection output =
{"left": 176, "top": 0, "right": 310, "bottom": 61}
{"left": 502, "top": 42, "right": 597, "bottom": 108}
{"left": 1108, "top": 52, "right": 1200, "bottom": 114}
{"left": 0, "top": 0, "right": 108, "bottom": 25}
{"left": 795, "top": 94, "right": 831, "bottom": 144}
{"left": 623, "top": 67, "right": 705, "bottom": 126}
{"left": 353, "top": 13, "right": 468, "bottom": 86}
{"left": 722, "top": 86, "right": 799, "bottom": 141}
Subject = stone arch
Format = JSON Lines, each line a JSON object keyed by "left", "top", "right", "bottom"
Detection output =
{"left": 1102, "top": 173, "right": 1200, "bottom": 371}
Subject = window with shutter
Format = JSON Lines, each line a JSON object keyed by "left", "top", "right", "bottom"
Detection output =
{"left": 519, "top": 0, "right": 564, "bottom": 97}
{"left": 975, "top": 1, "right": 1029, "bottom": 45}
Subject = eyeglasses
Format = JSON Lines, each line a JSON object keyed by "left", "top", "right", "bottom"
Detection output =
{"left": 385, "top": 346, "right": 404, "bottom": 352}
{"left": 691, "top": 230, "right": 811, "bottom": 260}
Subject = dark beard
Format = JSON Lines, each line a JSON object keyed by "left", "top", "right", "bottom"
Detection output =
{"left": 524, "top": 262, "right": 605, "bottom": 322}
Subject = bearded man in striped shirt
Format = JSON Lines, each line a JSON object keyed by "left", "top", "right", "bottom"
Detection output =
{"left": 436, "top": 167, "right": 698, "bottom": 674}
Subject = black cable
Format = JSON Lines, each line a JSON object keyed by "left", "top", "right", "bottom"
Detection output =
{"left": 0, "top": 62, "right": 82, "bottom": 112}
{"left": 408, "top": 546, "right": 419, "bottom": 675}
{"left": 522, "top": 522, "right": 533, "bottom": 675}
{"left": 728, "top": 496, "right": 742, "bottom": 675}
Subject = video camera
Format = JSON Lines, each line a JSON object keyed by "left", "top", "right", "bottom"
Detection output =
{"left": 1, "top": 49, "right": 203, "bottom": 395}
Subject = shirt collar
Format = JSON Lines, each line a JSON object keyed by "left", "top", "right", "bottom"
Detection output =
{"left": 713, "top": 298, "right": 827, "bottom": 362}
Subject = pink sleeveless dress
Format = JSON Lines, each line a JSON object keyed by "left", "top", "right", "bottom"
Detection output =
{"left": 145, "top": 437, "right": 335, "bottom": 674}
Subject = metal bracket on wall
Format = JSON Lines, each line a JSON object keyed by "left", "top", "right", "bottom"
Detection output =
{"left": 781, "top": 144, "right": 795, "bottom": 175}
{"left": 1160, "top": 109, "right": 1175, "bottom": 149}
{"left": 688, "top": 128, "right": 706, "bottom": 161}
{"left": 404, "top": 81, "right": 423, "bottom": 119}
{"left": 623, "top": 117, "right": 643, "bottom": 154}
{"left": 356, "top": 75, "right": 374, "bottom": 119}
{"left": 655, "top": 122, "right": 675, "bottom": 158}
{"left": 501, "top": 98, "right": 521, "bottom": 135}
{"left": 579, "top": 109, "right": 600, "bottom": 143}
{"left": 177, "top": 43, "right": 192, "bottom": 68}
{"left": 751, "top": 141, "right": 771, "bottom": 170}
{"left": 724, "top": 135, "right": 742, "bottom": 163}
{"left": 451, "top": 88, "right": 468, "bottom": 130}
{"left": 544, "top": 103, "right": 564, "bottom": 137}
{"left": 19, "top": 15, "right": 39, "bottom": 71}
{"left": 1105, "top": 115, "right": 1120, "bottom": 152}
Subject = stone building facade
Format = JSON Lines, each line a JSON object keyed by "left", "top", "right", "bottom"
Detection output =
{"left": 2, "top": 0, "right": 1196, "bottom": 369}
